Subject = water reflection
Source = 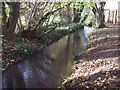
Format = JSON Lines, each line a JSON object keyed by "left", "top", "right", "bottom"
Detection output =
{"left": 2, "top": 29, "right": 87, "bottom": 88}
{"left": 83, "top": 26, "right": 92, "bottom": 45}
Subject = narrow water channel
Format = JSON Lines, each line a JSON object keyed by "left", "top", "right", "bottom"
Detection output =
{"left": 2, "top": 28, "right": 89, "bottom": 88}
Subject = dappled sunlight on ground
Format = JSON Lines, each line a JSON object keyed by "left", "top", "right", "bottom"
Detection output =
{"left": 63, "top": 25, "right": 120, "bottom": 88}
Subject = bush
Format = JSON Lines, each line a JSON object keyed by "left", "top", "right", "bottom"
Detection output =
{"left": 16, "top": 43, "right": 38, "bottom": 55}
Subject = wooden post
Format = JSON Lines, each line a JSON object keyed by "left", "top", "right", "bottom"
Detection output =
{"left": 117, "top": 1, "right": 120, "bottom": 25}
{"left": 114, "top": 10, "right": 117, "bottom": 24}
{"left": 107, "top": 10, "right": 110, "bottom": 23}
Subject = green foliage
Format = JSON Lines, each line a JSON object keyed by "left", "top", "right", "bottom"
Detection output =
{"left": 46, "top": 17, "right": 65, "bottom": 30}
{"left": 47, "top": 17, "right": 80, "bottom": 32}
{"left": 60, "top": 2, "right": 68, "bottom": 7}
{"left": 15, "top": 42, "right": 41, "bottom": 55}
{"left": 40, "top": 22, "right": 82, "bottom": 46}
{"left": 52, "top": 18, "right": 65, "bottom": 27}
{"left": 57, "top": 76, "right": 72, "bottom": 88}
{"left": 3, "top": 35, "right": 40, "bottom": 59}
{"left": 86, "top": 1, "right": 96, "bottom": 10}
{"left": 62, "top": 76, "right": 72, "bottom": 85}
{"left": 7, "top": 43, "right": 34, "bottom": 58}
{"left": 82, "top": 16, "right": 92, "bottom": 25}
{"left": 70, "top": 1, "right": 84, "bottom": 9}
{"left": 9, "top": 2, "right": 16, "bottom": 17}
{"left": 16, "top": 43, "right": 30, "bottom": 51}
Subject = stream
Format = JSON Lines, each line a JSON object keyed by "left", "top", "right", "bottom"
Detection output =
{"left": 2, "top": 27, "right": 91, "bottom": 88}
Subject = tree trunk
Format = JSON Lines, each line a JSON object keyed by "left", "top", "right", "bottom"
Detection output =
{"left": 72, "top": 2, "right": 84, "bottom": 23}
{"left": 2, "top": 2, "right": 7, "bottom": 35}
{"left": 8, "top": 2, "right": 20, "bottom": 36}
{"left": 73, "top": 8, "right": 80, "bottom": 23}
{"left": 33, "top": 7, "right": 62, "bottom": 30}
{"left": 92, "top": 2, "right": 106, "bottom": 28}
{"left": 98, "top": 2, "right": 106, "bottom": 28}
{"left": 66, "top": 4, "right": 72, "bottom": 23}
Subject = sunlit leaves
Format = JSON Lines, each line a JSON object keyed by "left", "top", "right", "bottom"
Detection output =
{"left": 70, "top": 2, "right": 84, "bottom": 9}
{"left": 49, "top": 2, "right": 55, "bottom": 7}
{"left": 60, "top": 2, "right": 68, "bottom": 8}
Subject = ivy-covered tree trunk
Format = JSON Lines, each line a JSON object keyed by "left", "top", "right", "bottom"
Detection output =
{"left": 73, "top": 8, "right": 80, "bottom": 23}
{"left": 72, "top": 2, "right": 84, "bottom": 23}
{"left": 2, "top": 2, "right": 20, "bottom": 36}
{"left": 8, "top": 2, "right": 20, "bottom": 35}
{"left": 2, "top": 2, "right": 7, "bottom": 35}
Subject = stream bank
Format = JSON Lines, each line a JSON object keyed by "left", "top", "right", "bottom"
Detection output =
{"left": 2, "top": 27, "right": 88, "bottom": 88}
{"left": 2, "top": 23, "right": 83, "bottom": 70}
{"left": 62, "top": 27, "right": 120, "bottom": 89}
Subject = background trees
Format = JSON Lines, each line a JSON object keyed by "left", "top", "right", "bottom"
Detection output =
{"left": 1, "top": 1, "right": 106, "bottom": 39}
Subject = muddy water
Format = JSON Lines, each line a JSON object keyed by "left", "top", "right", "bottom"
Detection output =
{"left": 2, "top": 29, "right": 87, "bottom": 88}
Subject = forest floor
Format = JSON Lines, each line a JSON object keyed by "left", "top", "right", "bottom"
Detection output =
{"left": 62, "top": 24, "right": 120, "bottom": 89}
{"left": 2, "top": 37, "right": 43, "bottom": 70}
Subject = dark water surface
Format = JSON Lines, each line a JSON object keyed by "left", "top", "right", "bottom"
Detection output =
{"left": 2, "top": 29, "right": 88, "bottom": 88}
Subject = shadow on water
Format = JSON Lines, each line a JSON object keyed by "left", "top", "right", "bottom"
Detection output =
{"left": 2, "top": 29, "right": 89, "bottom": 88}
